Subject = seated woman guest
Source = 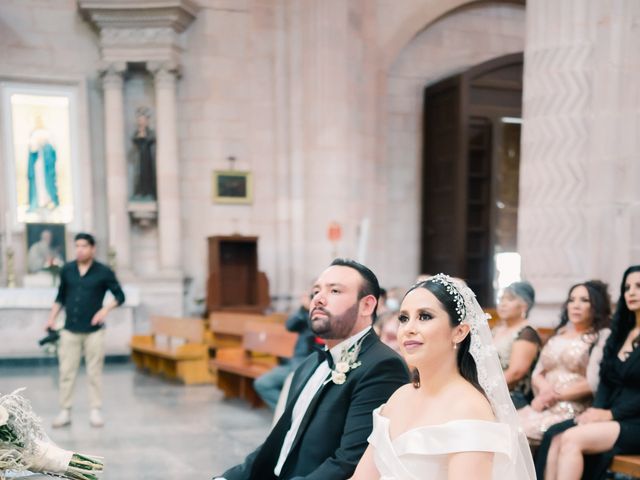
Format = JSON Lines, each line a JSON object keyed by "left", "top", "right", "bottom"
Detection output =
{"left": 492, "top": 281, "right": 541, "bottom": 408}
{"left": 518, "top": 280, "right": 611, "bottom": 442}
{"left": 536, "top": 265, "right": 640, "bottom": 480}
{"left": 351, "top": 275, "right": 535, "bottom": 480}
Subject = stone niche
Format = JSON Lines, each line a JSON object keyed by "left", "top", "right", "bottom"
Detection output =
{"left": 79, "top": 0, "right": 198, "bottom": 315}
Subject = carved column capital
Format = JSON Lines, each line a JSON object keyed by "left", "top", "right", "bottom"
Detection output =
{"left": 148, "top": 62, "right": 180, "bottom": 87}
{"left": 100, "top": 62, "right": 127, "bottom": 89}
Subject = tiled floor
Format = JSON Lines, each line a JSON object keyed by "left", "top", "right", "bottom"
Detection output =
{"left": 0, "top": 363, "right": 272, "bottom": 479}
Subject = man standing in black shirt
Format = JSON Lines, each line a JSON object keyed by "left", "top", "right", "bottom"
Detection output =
{"left": 45, "top": 233, "right": 125, "bottom": 428}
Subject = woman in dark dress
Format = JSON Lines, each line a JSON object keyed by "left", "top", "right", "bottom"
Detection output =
{"left": 535, "top": 265, "right": 640, "bottom": 480}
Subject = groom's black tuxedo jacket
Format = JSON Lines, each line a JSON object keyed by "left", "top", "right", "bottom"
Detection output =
{"left": 219, "top": 331, "right": 409, "bottom": 480}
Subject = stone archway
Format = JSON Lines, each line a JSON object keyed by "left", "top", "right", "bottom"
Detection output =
{"left": 378, "top": 0, "right": 525, "bottom": 72}
{"left": 374, "top": 1, "right": 526, "bottom": 288}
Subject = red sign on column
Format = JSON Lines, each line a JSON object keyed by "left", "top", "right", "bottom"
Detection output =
{"left": 327, "top": 222, "right": 342, "bottom": 242}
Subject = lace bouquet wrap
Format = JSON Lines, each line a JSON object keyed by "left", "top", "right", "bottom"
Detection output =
{"left": 433, "top": 274, "right": 536, "bottom": 479}
{"left": 0, "top": 389, "right": 103, "bottom": 480}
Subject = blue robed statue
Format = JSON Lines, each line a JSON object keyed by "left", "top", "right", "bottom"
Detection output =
{"left": 27, "top": 115, "right": 60, "bottom": 212}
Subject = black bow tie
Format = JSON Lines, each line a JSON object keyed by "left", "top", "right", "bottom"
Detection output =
{"left": 313, "top": 345, "right": 335, "bottom": 369}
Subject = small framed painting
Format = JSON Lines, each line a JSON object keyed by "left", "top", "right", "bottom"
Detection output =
{"left": 25, "top": 223, "right": 66, "bottom": 274}
{"left": 212, "top": 170, "right": 253, "bottom": 204}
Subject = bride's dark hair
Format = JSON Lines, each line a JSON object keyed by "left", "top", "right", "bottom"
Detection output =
{"left": 406, "top": 280, "right": 484, "bottom": 395}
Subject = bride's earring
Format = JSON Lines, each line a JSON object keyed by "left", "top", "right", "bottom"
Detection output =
{"left": 453, "top": 342, "right": 458, "bottom": 350}
{"left": 411, "top": 368, "right": 420, "bottom": 388}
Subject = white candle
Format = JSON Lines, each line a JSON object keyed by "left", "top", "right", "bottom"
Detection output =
{"left": 4, "top": 211, "right": 11, "bottom": 250}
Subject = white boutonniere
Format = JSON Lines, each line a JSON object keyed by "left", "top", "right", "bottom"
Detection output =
{"left": 326, "top": 335, "right": 365, "bottom": 385}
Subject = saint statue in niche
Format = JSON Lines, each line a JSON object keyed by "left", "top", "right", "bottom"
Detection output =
{"left": 27, "top": 114, "right": 60, "bottom": 212}
{"left": 130, "top": 106, "right": 156, "bottom": 201}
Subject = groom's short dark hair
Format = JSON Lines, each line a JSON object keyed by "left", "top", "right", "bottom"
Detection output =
{"left": 330, "top": 258, "right": 380, "bottom": 321}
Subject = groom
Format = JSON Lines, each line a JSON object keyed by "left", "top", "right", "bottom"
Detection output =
{"left": 214, "top": 258, "right": 409, "bottom": 480}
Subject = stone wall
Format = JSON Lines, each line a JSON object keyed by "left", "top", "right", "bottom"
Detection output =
{"left": 8, "top": 1, "right": 635, "bottom": 327}
{"left": 0, "top": 0, "right": 531, "bottom": 315}
{"left": 520, "top": 0, "right": 640, "bottom": 326}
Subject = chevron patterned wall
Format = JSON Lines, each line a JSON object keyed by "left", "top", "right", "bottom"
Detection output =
{"left": 520, "top": 0, "right": 640, "bottom": 325}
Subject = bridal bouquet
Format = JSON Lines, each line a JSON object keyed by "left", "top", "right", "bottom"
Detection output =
{"left": 0, "top": 389, "right": 103, "bottom": 480}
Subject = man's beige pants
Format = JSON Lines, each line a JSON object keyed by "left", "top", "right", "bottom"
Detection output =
{"left": 58, "top": 329, "right": 105, "bottom": 410}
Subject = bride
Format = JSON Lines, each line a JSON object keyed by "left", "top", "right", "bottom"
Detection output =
{"left": 351, "top": 275, "right": 535, "bottom": 479}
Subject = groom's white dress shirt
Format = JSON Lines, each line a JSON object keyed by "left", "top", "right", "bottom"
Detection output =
{"left": 273, "top": 326, "right": 371, "bottom": 476}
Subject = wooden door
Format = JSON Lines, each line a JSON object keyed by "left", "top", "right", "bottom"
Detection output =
{"left": 206, "top": 235, "right": 270, "bottom": 313}
{"left": 421, "top": 53, "right": 523, "bottom": 306}
{"left": 420, "top": 76, "right": 465, "bottom": 277}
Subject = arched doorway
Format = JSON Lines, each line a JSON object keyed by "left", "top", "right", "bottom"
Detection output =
{"left": 420, "top": 53, "right": 523, "bottom": 306}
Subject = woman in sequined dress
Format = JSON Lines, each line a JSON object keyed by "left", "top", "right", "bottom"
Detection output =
{"left": 535, "top": 266, "right": 640, "bottom": 480}
{"left": 517, "top": 280, "right": 611, "bottom": 443}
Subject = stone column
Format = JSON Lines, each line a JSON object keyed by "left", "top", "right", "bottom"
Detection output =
{"left": 287, "top": 1, "right": 376, "bottom": 279}
{"left": 102, "top": 64, "right": 131, "bottom": 270}
{"left": 520, "top": 0, "right": 640, "bottom": 325}
{"left": 152, "top": 63, "right": 182, "bottom": 272}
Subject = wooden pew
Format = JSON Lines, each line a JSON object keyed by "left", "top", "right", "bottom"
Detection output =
{"left": 610, "top": 455, "right": 640, "bottom": 478}
{"left": 208, "top": 311, "right": 285, "bottom": 350}
{"left": 130, "top": 316, "right": 213, "bottom": 385}
{"left": 211, "top": 320, "right": 297, "bottom": 407}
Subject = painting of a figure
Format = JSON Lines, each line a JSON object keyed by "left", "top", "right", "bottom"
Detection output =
{"left": 6, "top": 90, "right": 74, "bottom": 224}
{"left": 26, "top": 223, "right": 66, "bottom": 273}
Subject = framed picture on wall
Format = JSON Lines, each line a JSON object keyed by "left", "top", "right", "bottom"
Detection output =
{"left": 212, "top": 170, "right": 253, "bottom": 204}
{"left": 25, "top": 223, "right": 66, "bottom": 274}
{"left": 1, "top": 82, "right": 79, "bottom": 225}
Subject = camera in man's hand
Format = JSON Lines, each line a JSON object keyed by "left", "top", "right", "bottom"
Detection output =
{"left": 38, "top": 328, "right": 60, "bottom": 346}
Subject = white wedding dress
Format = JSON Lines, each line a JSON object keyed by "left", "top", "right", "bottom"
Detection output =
{"left": 364, "top": 275, "right": 536, "bottom": 480}
{"left": 369, "top": 406, "right": 516, "bottom": 480}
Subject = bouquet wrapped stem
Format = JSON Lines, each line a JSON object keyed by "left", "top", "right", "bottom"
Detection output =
{"left": 0, "top": 389, "right": 103, "bottom": 479}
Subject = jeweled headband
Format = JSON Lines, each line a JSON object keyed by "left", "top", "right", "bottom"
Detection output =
{"left": 426, "top": 273, "right": 466, "bottom": 323}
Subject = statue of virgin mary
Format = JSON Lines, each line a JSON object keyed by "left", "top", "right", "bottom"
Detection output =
{"left": 27, "top": 115, "right": 59, "bottom": 212}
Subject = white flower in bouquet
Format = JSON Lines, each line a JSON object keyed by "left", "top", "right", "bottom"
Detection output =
{"left": 0, "top": 389, "right": 103, "bottom": 480}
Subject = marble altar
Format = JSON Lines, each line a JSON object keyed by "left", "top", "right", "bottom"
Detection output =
{"left": 0, "top": 286, "right": 140, "bottom": 359}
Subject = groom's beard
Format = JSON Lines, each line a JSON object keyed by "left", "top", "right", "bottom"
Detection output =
{"left": 310, "top": 303, "right": 359, "bottom": 340}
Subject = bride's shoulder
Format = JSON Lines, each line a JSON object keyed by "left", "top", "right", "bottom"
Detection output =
{"left": 447, "top": 381, "right": 494, "bottom": 422}
{"left": 379, "top": 383, "right": 416, "bottom": 416}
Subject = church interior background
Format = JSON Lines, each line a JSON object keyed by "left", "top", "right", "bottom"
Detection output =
{"left": 1, "top": 0, "right": 639, "bottom": 359}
